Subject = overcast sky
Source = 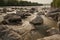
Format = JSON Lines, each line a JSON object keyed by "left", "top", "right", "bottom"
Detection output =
{"left": 23, "top": 0, "right": 53, "bottom": 4}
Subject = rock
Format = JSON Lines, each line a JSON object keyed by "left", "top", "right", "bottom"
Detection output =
{"left": 29, "top": 8, "right": 36, "bottom": 13}
{"left": 0, "top": 8, "right": 3, "bottom": 13}
{"left": 58, "top": 13, "right": 60, "bottom": 21}
{"left": 57, "top": 21, "right": 60, "bottom": 31}
{"left": 0, "top": 25, "right": 47, "bottom": 40}
{"left": 37, "top": 12, "right": 45, "bottom": 15}
{"left": 37, "top": 34, "right": 60, "bottom": 40}
{"left": 34, "top": 25, "right": 51, "bottom": 36}
{"left": 30, "top": 16, "right": 43, "bottom": 25}
{"left": 47, "top": 28, "right": 59, "bottom": 36}
{"left": 49, "top": 8, "right": 60, "bottom": 13}
{"left": 0, "top": 25, "right": 9, "bottom": 37}
{"left": 7, "top": 8, "right": 14, "bottom": 12}
{"left": 16, "top": 11, "right": 31, "bottom": 19}
{"left": 20, "top": 24, "right": 51, "bottom": 40}
{"left": 0, "top": 25, "right": 22, "bottom": 40}
{"left": 17, "top": 12, "right": 27, "bottom": 19}
{"left": 46, "top": 13, "right": 58, "bottom": 22}
{"left": 0, "top": 16, "right": 4, "bottom": 23}
{"left": 3, "top": 8, "right": 7, "bottom": 13}
{"left": 23, "top": 29, "right": 44, "bottom": 40}
{"left": 2, "top": 14, "right": 22, "bottom": 25}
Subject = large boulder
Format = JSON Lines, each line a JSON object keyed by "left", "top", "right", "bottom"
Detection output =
{"left": 30, "top": 16, "right": 43, "bottom": 25}
{"left": 2, "top": 14, "right": 22, "bottom": 25}
{"left": 34, "top": 25, "right": 51, "bottom": 36}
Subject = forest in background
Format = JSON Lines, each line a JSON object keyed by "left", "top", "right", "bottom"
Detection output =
{"left": 0, "top": 0, "right": 43, "bottom": 6}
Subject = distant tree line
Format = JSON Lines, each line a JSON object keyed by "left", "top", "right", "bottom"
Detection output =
{"left": 0, "top": 0, "right": 43, "bottom": 6}
{"left": 51, "top": 0, "right": 60, "bottom": 8}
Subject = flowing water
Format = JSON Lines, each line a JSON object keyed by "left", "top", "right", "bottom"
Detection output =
{"left": 0, "top": 6, "right": 58, "bottom": 29}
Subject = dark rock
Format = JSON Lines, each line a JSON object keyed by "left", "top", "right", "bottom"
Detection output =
{"left": 3, "top": 8, "right": 7, "bottom": 13}
{"left": 34, "top": 25, "right": 51, "bottom": 36}
{"left": 23, "top": 30, "right": 44, "bottom": 40}
{"left": 30, "top": 16, "right": 43, "bottom": 25}
{"left": 58, "top": 13, "right": 60, "bottom": 21}
{"left": 22, "top": 26, "right": 52, "bottom": 40}
{"left": 17, "top": 12, "right": 27, "bottom": 19}
{"left": 0, "top": 25, "right": 22, "bottom": 40}
{"left": 16, "top": 11, "right": 31, "bottom": 19}
{"left": 58, "top": 17, "right": 60, "bottom": 21}
{"left": 0, "top": 25, "right": 9, "bottom": 38}
{"left": 46, "top": 13, "right": 58, "bottom": 22}
{"left": 0, "top": 8, "right": 3, "bottom": 13}
{"left": 29, "top": 8, "right": 36, "bottom": 13}
{"left": 47, "top": 28, "right": 59, "bottom": 36}
{"left": 49, "top": 8, "right": 60, "bottom": 13}
{"left": 57, "top": 21, "right": 60, "bottom": 32}
{"left": 46, "top": 8, "right": 60, "bottom": 22}
{"left": 2, "top": 14, "right": 22, "bottom": 25}
{"left": 38, "top": 34, "right": 60, "bottom": 40}
{"left": 37, "top": 12, "right": 45, "bottom": 15}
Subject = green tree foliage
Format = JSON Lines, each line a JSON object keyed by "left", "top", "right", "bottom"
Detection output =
{"left": 7, "top": 0, "right": 18, "bottom": 6}
{"left": 51, "top": 0, "right": 60, "bottom": 8}
{"left": 0, "top": 0, "right": 4, "bottom": 6}
{"left": 0, "top": 0, "right": 43, "bottom": 6}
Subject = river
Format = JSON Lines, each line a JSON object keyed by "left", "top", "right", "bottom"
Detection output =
{"left": 0, "top": 6, "right": 58, "bottom": 30}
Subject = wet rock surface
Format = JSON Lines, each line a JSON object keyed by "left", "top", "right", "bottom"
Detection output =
{"left": 30, "top": 16, "right": 43, "bottom": 25}
{"left": 0, "top": 7, "right": 59, "bottom": 40}
{"left": 1, "top": 14, "right": 22, "bottom": 25}
{"left": 37, "top": 34, "right": 60, "bottom": 40}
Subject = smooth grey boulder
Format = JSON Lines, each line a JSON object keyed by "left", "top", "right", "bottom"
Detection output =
{"left": 30, "top": 16, "right": 43, "bottom": 25}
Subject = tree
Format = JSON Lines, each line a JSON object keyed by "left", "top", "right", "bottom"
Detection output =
{"left": 0, "top": 0, "right": 4, "bottom": 6}
{"left": 7, "top": 0, "right": 18, "bottom": 6}
{"left": 51, "top": 0, "right": 60, "bottom": 8}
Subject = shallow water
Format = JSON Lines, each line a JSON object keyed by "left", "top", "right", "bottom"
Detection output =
{"left": 0, "top": 6, "right": 57, "bottom": 29}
